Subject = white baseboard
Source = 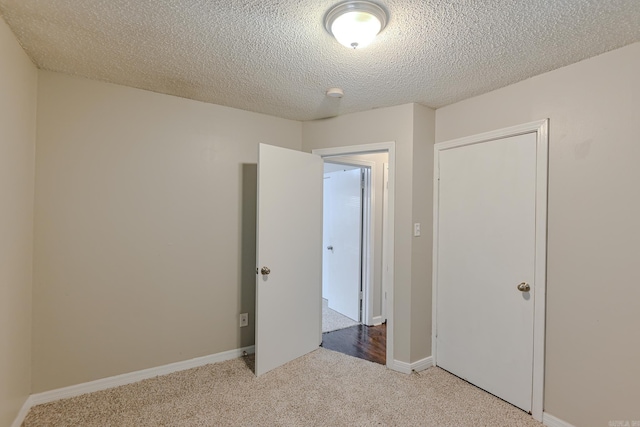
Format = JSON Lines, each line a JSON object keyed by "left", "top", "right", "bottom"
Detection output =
{"left": 389, "top": 359, "right": 412, "bottom": 374}
{"left": 371, "top": 316, "right": 383, "bottom": 325}
{"left": 389, "top": 356, "right": 434, "bottom": 374}
{"left": 543, "top": 412, "right": 576, "bottom": 427}
{"left": 411, "top": 356, "right": 434, "bottom": 372}
{"left": 11, "top": 395, "right": 35, "bottom": 427}
{"left": 12, "top": 345, "right": 255, "bottom": 426}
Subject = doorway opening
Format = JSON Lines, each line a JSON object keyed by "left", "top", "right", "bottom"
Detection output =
{"left": 322, "top": 162, "right": 364, "bottom": 331}
{"left": 313, "top": 143, "right": 394, "bottom": 367}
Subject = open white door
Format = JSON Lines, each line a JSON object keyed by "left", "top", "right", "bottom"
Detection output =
{"left": 255, "top": 144, "right": 323, "bottom": 376}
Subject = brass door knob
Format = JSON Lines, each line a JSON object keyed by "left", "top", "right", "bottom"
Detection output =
{"left": 517, "top": 282, "right": 530, "bottom": 292}
{"left": 260, "top": 266, "right": 271, "bottom": 276}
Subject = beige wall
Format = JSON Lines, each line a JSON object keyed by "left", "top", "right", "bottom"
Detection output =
{"left": 410, "top": 104, "right": 435, "bottom": 362}
{"left": 8, "top": 22, "right": 635, "bottom": 426}
{"left": 0, "top": 17, "right": 37, "bottom": 426}
{"left": 302, "top": 103, "right": 436, "bottom": 364}
{"left": 436, "top": 42, "right": 640, "bottom": 427}
{"left": 32, "top": 71, "right": 302, "bottom": 392}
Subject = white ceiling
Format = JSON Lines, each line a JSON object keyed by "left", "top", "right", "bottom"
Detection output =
{"left": 324, "top": 162, "right": 360, "bottom": 174}
{"left": 1, "top": 0, "right": 638, "bottom": 121}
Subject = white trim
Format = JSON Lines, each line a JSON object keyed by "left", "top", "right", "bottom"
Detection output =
{"left": 432, "top": 119, "right": 548, "bottom": 422}
{"left": 362, "top": 166, "right": 373, "bottom": 324}
{"left": 26, "top": 346, "right": 255, "bottom": 408}
{"left": 532, "top": 120, "right": 549, "bottom": 420}
{"left": 381, "top": 162, "right": 389, "bottom": 322}
{"left": 371, "top": 315, "right": 383, "bottom": 325}
{"left": 410, "top": 356, "right": 434, "bottom": 372}
{"left": 12, "top": 345, "right": 255, "bottom": 426}
{"left": 543, "top": 412, "right": 576, "bottom": 427}
{"left": 313, "top": 142, "right": 396, "bottom": 371}
{"left": 11, "top": 396, "right": 35, "bottom": 427}
{"left": 313, "top": 142, "right": 395, "bottom": 156}
{"left": 434, "top": 120, "right": 548, "bottom": 151}
{"left": 389, "top": 359, "right": 412, "bottom": 374}
{"left": 388, "top": 356, "right": 434, "bottom": 374}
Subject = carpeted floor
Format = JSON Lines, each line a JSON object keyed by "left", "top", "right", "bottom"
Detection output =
{"left": 23, "top": 348, "right": 543, "bottom": 427}
{"left": 322, "top": 298, "right": 359, "bottom": 333}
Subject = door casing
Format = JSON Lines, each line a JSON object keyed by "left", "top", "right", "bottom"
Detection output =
{"left": 432, "top": 120, "right": 548, "bottom": 421}
{"left": 381, "top": 163, "right": 389, "bottom": 323}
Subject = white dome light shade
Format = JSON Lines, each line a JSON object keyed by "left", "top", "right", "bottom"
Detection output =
{"left": 325, "top": 1, "right": 388, "bottom": 49}
{"left": 331, "top": 11, "right": 381, "bottom": 49}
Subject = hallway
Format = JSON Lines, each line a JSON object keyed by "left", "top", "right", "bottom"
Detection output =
{"left": 321, "top": 323, "right": 386, "bottom": 365}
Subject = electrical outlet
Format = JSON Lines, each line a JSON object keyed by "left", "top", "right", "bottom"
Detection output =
{"left": 414, "top": 223, "right": 421, "bottom": 237}
{"left": 239, "top": 313, "right": 248, "bottom": 327}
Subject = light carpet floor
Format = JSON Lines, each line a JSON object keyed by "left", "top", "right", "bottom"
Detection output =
{"left": 322, "top": 298, "right": 359, "bottom": 333}
{"left": 23, "top": 348, "right": 543, "bottom": 427}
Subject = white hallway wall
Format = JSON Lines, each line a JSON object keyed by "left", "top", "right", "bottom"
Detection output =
{"left": 0, "top": 17, "right": 37, "bottom": 427}
{"left": 436, "top": 42, "right": 640, "bottom": 427}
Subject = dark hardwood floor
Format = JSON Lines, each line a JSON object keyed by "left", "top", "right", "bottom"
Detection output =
{"left": 321, "top": 323, "right": 386, "bottom": 365}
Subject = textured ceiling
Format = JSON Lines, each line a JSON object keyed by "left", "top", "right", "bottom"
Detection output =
{"left": 1, "top": 0, "right": 639, "bottom": 121}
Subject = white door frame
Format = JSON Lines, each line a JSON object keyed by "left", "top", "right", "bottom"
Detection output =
{"left": 323, "top": 157, "right": 376, "bottom": 325}
{"left": 313, "top": 142, "right": 395, "bottom": 369}
{"left": 432, "top": 120, "right": 548, "bottom": 421}
{"left": 381, "top": 162, "right": 389, "bottom": 322}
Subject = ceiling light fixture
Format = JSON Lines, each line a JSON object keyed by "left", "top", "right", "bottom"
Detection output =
{"left": 324, "top": 1, "right": 388, "bottom": 49}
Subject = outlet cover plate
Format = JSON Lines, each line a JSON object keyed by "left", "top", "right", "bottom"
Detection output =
{"left": 240, "top": 313, "right": 249, "bottom": 327}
